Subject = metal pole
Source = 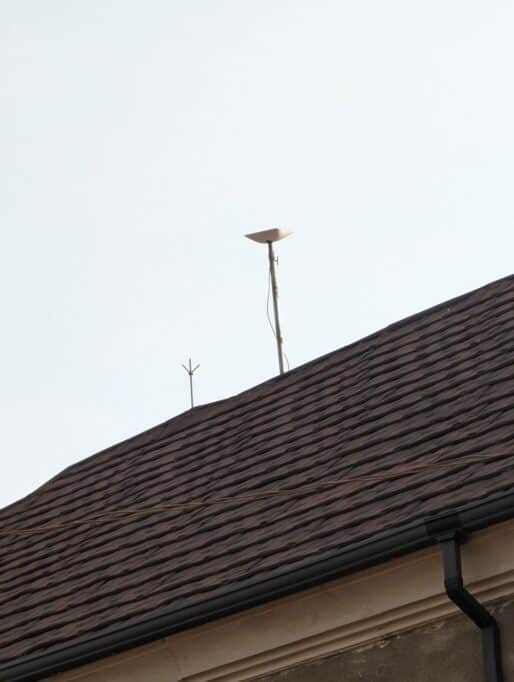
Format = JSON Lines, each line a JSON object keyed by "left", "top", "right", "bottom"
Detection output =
{"left": 188, "top": 361, "right": 194, "bottom": 408}
{"left": 182, "top": 358, "right": 200, "bottom": 409}
{"left": 267, "top": 241, "right": 285, "bottom": 374}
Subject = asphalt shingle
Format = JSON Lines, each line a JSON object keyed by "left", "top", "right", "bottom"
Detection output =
{"left": 0, "top": 274, "right": 513, "bottom": 669}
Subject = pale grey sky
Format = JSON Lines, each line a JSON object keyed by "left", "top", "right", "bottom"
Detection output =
{"left": 1, "top": 1, "right": 513, "bottom": 509}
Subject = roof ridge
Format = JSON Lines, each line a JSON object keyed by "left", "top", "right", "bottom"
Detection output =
{"left": 5, "top": 344, "right": 512, "bottom": 531}
{"left": 1, "top": 273, "right": 512, "bottom": 516}
{"left": 5, "top": 289, "right": 512, "bottom": 526}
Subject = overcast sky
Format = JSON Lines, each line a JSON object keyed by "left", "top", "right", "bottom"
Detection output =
{"left": 1, "top": 1, "right": 513, "bottom": 510}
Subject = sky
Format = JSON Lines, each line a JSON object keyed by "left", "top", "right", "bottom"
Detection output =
{"left": 1, "top": 1, "right": 513, "bottom": 510}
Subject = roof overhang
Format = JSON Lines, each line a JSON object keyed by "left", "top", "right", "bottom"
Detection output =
{"left": 3, "top": 489, "right": 514, "bottom": 682}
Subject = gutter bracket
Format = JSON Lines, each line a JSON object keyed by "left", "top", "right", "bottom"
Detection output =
{"left": 426, "top": 512, "right": 503, "bottom": 682}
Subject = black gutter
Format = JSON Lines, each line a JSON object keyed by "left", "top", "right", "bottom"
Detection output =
{"left": 426, "top": 512, "right": 503, "bottom": 682}
{"left": 2, "top": 490, "right": 514, "bottom": 682}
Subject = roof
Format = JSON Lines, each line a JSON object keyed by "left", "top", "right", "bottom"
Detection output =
{"left": 1, "top": 274, "right": 514, "bottom": 681}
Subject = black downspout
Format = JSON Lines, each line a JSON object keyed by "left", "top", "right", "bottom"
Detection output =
{"left": 426, "top": 515, "right": 503, "bottom": 682}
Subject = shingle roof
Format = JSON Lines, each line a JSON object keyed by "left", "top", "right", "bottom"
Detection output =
{"left": 1, "top": 274, "right": 514, "bottom": 678}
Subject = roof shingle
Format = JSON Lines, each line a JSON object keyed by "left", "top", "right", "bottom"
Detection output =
{"left": 1, "top": 274, "right": 513, "bottom": 673}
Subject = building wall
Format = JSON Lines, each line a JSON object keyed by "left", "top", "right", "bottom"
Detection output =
{"left": 50, "top": 520, "right": 514, "bottom": 682}
{"left": 261, "top": 601, "right": 514, "bottom": 682}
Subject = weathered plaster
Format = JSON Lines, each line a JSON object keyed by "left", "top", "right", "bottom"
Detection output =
{"left": 261, "top": 601, "right": 514, "bottom": 682}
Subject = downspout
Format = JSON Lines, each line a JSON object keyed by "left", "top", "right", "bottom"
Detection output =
{"left": 426, "top": 514, "right": 503, "bottom": 682}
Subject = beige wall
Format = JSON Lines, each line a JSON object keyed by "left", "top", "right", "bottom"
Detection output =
{"left": 261, "top": 600, "right": 514, "bottom": 682}
{"left": 50, "top": 519, "right": 514, "bottom": 682}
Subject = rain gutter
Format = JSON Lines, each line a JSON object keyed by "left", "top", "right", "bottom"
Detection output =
{"left": 2, "top": 490, "right": 514, "bottom": 682}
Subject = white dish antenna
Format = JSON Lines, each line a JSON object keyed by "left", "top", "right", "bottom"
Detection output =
{"left": 245, "top": 228, "right": 293, "bottom": 244}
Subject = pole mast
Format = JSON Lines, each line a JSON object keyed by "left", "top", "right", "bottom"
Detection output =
{"left": 245, "top": 228, "right": 293, "bottom": 376}
{"left": 267, "top": 241, "right": 285, "bottom": 375}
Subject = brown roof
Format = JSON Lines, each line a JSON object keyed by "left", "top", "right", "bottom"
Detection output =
{"left": 1, "top": 274, "right": 514, "bottom": 679}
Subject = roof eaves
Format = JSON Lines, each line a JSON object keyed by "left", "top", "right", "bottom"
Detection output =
{"left": 3, "top": 487, "right": 514, "bottom": 682}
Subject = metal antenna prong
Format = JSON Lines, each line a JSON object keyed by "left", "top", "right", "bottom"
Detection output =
{"left": 182, "top": 358, "right": 200, "bottom": 409}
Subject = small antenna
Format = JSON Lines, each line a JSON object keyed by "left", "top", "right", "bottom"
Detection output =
{"left": 182, "top": 358, "right": 200, "bottom": 409}
{"left": 245, "top": 228, "right": 293, "bottom": 375}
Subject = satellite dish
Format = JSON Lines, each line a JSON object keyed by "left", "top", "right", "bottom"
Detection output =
{"left": 245, "top": 228, "right": 293, "bottom": 244}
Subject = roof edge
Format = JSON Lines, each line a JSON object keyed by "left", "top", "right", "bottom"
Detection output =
{"left": 4, "top": 273, "right": 512, "bottom": 515}
{"left": 3, "top": 489, "right": 514, "bottom": 682}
